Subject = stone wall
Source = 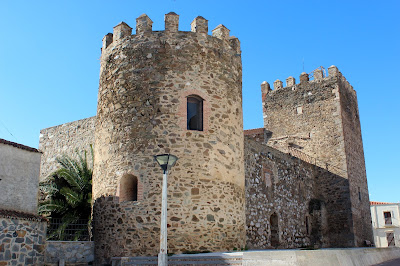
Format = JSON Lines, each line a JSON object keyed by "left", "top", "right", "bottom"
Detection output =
{"left": 337, "top": 73, "right": 373, "bottom": 246}
{"left": 45, "top": 241, "right": 94, "bottom": 265}
{"left": 0, "top": 140, "right": 41, "bottom": 214}
{"left": 0, "top": 211, "right": 47, "bottom": 265}
{"left": 261, "top": 66, "right": 373, "bottom": 246}
{"left": 244, "top": 136, "right": 355, "bottom": 249}
{"left": 39, "top": 117, "right": 96, "bottom": 181}
{"left": 93, "top": 13, "right": 245, "bottom": 264}
{"left": 36, "top": 14, "right": 373, "bottom": 264}
{"left": 262, "top": 68, "right": 346, "bottom": 177}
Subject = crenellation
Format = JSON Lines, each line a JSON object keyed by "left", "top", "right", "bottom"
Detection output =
{"left": 212, "top": 24, "right": 230, "bottom": 40}
{"left": 314, "top": 68, "right": 324, "bottom": 80}
{"left": 264, "top": 67, "right": 359, "bottom": 105}
{"left": 267, "top": 67, "right": 350, "bottom": 93}
{"left": 38, "top": 12, "right": 374, "bottom": 263}
{"left": 300, "top": 72, "right": 309, "bottom": 83}
{"left": 286, "top": 76, "right": 296, "bottom": 87}
{"left": 273, "top": 79, "right": 283, "bottom": 90}
{"left": 165, "top": 12, "right": 179, "bottom": 33}
{"left": 229, "top": 36, "right": 241, "bottom": 54}
{"left": 113, "top": 22, "right": 132, "bottom": 41}
{"left": 262, "top": 65, "right": 373, "bottom": 248}
{"left": 102, "top": 33, "right": 113, "bottom": 51}
{"left": 94, "top": 13, "right": 244, "bottom": 264}
{"left": 191, "top": 16, "right": 208, "bottom": 34}
{"left": 261, "top": 81, "right": 271, "bottom": 94}
{"left": 328, "top": 65, "right": 339, "bottom": 77}
{"left": 136, "top": 13, "right": 153, "bottom": 34}
{"left": 100, "top": 14, "right": 239, "bottom": 56}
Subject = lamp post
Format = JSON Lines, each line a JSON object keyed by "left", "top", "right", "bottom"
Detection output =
{"left": 154, "top": 154, "right": 178, "bottom": 266}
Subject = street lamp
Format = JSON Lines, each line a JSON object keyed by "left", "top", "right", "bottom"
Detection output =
{"left": 154, "top": 154, "right": 178, "bottom": 266}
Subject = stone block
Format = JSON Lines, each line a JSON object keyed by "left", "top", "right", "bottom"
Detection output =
{"left": 113, "top": 22, "right": 132, "bottom": 41}
{"left": 165, "top": 12, "right": 179, "bottom": 33}
{"left": 136, "top": 14, "right": 153, "bottom": 34}
{"left": 212, "top": 24, "right": 230, "bottom": 40}
{"left": 191, "top": 16, "right": 208, "bottom": 34}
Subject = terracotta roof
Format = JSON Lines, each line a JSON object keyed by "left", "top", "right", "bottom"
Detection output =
{"left": 370, "top": 201, "right": 398, "bottom": 205}
{"left": 0, "top": 138, "right": 40, "bottom": 153}
{"left": 244, "top": 128, "right": 264, "bottom": 135}
{"left": 0, "top": 209, "right": 47, "bottom": 222}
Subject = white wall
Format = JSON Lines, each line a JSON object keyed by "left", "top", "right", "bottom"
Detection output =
{"left": 0, "top": 143, "right": 41, "bottom": 214}
{"left": 371, "top": 203, "right": 400, "bottom": 247}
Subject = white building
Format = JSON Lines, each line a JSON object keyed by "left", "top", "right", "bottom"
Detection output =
{"left": 0, "top": 138, "right": 42, "bottom": 214}
{"left": 370, "top": 201, "right": 400, "bottom": 247}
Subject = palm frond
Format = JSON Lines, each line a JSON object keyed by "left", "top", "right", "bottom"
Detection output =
{"left": 38, "top": 199, "right": 67, "bottom": 214}
{"left": 60, "top": 187, "right": 82, "bottom": 207}
{"left": 54, "top": 167, "right": 81, "bottom": 190}
{"left": 39, "top": 181, "right": 59, "bottom": 195}
{"left": 40, "top": 147, "right": 93, "bottom": 241}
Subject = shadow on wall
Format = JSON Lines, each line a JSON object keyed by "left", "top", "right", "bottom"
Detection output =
{"left": 245, "top": 139, "right": 357, "bottom": 250}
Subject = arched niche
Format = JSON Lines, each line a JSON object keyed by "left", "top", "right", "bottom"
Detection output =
{"left": 118, "top": 174, "right": 138, "bottom": 202}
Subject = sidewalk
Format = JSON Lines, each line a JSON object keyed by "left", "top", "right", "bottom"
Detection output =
{"left": 373, "top": 258, "right": 400, "bottom": 266}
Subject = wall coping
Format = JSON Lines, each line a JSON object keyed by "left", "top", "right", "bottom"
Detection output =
{"left": 0, "top": 209, "right": 47, "bottom": 222}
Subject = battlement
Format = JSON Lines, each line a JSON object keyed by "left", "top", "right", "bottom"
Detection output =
{"left": 101, "top": 13, "right": 240, "bottom": 54}
{"left": 261, "top": 65, "right": 354, "bottom": 95}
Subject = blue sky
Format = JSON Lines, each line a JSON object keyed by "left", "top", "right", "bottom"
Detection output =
{"left": 0, "top": 0, "right": 399, "bottom": 203}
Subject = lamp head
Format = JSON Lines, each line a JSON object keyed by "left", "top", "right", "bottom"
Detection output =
{"left": 154, "top": 154, "right": 178, "bottom": 172}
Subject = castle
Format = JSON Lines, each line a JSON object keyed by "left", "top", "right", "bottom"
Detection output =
{"left": 38, "top": 13, "right": 373, "bottom": 264}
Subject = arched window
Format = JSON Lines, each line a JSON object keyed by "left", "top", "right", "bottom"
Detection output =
{"left": 119, "top": 174, "right": 138, "bottom": 202}
{"left": 187, "top": 95, "right": 203, "bottom": 131}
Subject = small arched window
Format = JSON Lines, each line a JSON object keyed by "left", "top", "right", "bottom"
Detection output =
{"left": 119, "top": 174, "right": 138, "bottom": 202}
{"left": 187, "top": 95, "right": 203, "bottom": 131}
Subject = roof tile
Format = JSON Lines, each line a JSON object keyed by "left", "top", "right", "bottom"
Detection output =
{"left": 0, "top": 138, "right": 40, "bottom": 153}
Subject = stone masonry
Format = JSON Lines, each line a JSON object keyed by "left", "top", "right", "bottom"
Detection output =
{"left": 45, "top": 241, "right": 94, "bottom": 265}
{"left": 244, "top": 131, "right": 354, "bottom": 249}
{"left": 0, "top": 210, "right": 47, "bottom": 265}
{"left": 93, "top": 13, "right": 244, "bottom": 264}
{"left": 39, "top": 117, "right": 95, "bottom": 181}
{"left": 261, "top": 66, "right": 373, "bottom": 246}
{"left": 37, "top": 13, "right": 373, "bottom": 265}
{"left": 0, "top": 140, "right": 47, "bottom": 265}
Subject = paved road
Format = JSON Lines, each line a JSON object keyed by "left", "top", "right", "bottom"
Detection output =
{"left": 374, "top": 258, "right": 400, "bottom": 266}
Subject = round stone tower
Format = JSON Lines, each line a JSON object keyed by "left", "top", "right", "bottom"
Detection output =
{"left": 92, "top": 13, "right": 244, "bottom": 264}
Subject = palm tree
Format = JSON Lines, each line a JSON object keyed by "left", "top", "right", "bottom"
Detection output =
{"left": 38, "top": 147, "right": 93, "bottom": 241}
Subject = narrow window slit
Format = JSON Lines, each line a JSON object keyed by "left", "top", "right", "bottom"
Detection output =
{"left": 187, "top": 95, "right": 203, "bottom": 131}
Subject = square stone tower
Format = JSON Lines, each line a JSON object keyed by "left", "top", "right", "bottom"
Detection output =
{"left": 261, "top": 66, "right": 373, "bottom": 246}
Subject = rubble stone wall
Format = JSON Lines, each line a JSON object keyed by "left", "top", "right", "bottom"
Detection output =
{"left": 93, "top": 14, "right": 245, "bottom": 264}
{"left": 39, "top": 117, "right": 96, "bottom": 181}
{"left": 263, "top": 71, "right": 346, "bottom": 177}
{"left": 338, "top": 76, "right": 373, "bottom": 246}
{"left": 45, "top": 241, "right": 94, "bottom": 265}
{"left": 261, "top": 67, "right": 373, "bottom": 246}
{"left": 0, "top": 216, "right": 46, "bottom": 265}
{"left": 244, "top": 136, "right": 355, "bottom": 249}
{"left": 36, "top": 15, "right": 373, "bottom": 265}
